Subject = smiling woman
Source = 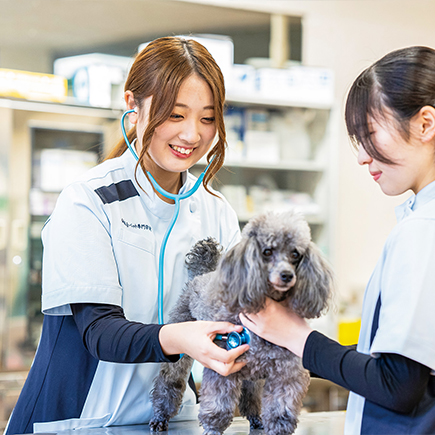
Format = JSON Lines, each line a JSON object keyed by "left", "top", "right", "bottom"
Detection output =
{"left": 240, "top": 46, "right": 435, "bottom": 435}
{"left": 125, "top": 74, "right": 218, "bottom": 190}
{"left": 107, "top": 37, "right": 227, "bottom": 196}
{"left": 5, "top": 36, "right": 246, "bottom": 434}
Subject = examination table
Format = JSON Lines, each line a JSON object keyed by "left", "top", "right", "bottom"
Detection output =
{"left": 27, "top": 411, "right": 346, "bottom": 435}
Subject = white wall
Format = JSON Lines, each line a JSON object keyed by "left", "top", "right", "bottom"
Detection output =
{"left": 180, "top": 0, "right": 435, "bottom": 308}
{"left": 0, "top": 47, "right": 52, "bottom": 74}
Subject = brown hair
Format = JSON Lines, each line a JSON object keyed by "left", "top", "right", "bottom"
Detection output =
{"left": 106, "top": 36, "right": 226, "bottom": 193}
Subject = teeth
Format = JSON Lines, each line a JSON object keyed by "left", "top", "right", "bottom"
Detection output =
{"left": 171, "top": 145, "right": 193, "bottom": 155}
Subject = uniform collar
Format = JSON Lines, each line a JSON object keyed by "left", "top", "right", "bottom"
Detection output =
{"left": 120, "top": 146, "right": 193, "bottom": 220}
{"left": 395, "top": 180, "right": 435, "bottom": 222}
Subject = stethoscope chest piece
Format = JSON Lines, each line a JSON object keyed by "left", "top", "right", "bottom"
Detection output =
{"left": 215, "top": 327, "right": 251, "bottom": 350}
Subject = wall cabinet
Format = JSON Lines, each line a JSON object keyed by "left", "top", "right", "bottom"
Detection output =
{"left": 28, "top": 126, "right": 106, "bottom": 348}
{"left": 0, "top": 99, "right": 119, "bottom": 369}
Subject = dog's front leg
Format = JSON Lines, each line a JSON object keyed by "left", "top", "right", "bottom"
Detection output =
{"left": 261, "top": 366, "right": 310, "bottom": 435}
{"left": 199, "top": 368, "right": 242, "bottom": 435}
{"left": 150, "top": 355, "right": 194, "bottom": 432}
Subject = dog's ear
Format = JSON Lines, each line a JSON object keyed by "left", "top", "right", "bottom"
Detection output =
{"left": 291, "top": 242, "right": 333, "bottom": 318}
{"left": 215, "top": 235, "right": 267, "bottom": 313}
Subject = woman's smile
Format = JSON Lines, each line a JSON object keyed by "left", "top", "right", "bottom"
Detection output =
{"left": 358, "top": 114, "right": 435, "bottom": 195}
{"left": 370, "top": 170, "right": 382, "bottom": 182}
{"left": 169, "top": 144, "right": 196, "bottom": 157}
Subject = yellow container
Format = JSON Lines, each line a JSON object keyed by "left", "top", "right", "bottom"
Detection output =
{"left": 338, "top": 318, "right": 361, "bottom": 346}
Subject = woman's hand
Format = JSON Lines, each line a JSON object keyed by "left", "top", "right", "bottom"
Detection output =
{"left": 159, "top": 321, "right": 249, "bottom": 376}
{"left": 239, "top": 298, "right": 312, "bottom": 358}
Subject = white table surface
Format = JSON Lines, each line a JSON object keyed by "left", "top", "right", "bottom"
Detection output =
{"left": 46, "top": 411, "right": 346, "bottom": 435}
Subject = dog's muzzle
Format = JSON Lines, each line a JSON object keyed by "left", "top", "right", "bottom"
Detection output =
{"left": 269, "top": 269, "right": 296, "bottom": 291}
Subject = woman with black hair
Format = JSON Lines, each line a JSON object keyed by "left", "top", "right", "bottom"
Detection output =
{"left": 241, "top": 46, "right": 435, "bottom": 434}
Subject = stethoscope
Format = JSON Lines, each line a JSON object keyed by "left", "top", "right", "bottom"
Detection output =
{"left": 121, "top": 108, "right": 212, "bottom": 325}
{"left": 121, "top": 108, "right": 250, "bottom": 348}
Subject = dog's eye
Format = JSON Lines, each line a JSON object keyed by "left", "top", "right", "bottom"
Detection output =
{"left": 291, "top": 250, "right": 301, "bottom": 261}
{"left": 262, "top": 248, "right": 273, "bottom": 257}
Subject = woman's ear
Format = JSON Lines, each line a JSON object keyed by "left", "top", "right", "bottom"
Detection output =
{"left": 416, "top": 105, "right": 435, "bottom": 142}
{"left": 124, "top": 90, "right": 138, "bottom": 125}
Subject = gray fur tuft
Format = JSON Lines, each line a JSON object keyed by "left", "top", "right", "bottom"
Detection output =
{"left": 185, "top": 237, "right": 222, "bottom": 281}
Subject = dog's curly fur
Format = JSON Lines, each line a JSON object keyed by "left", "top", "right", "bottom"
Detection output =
{"left": 149, "top": 210, "right": 333, "bottom": 435}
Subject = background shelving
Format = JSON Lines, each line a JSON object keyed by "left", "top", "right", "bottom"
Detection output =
{"left": 193, "top": 95, "right": 334, "bottom": 255}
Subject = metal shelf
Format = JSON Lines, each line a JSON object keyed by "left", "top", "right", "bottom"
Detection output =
{"left": 0, "top": 97, "right": 122, "bottom": 119}
{"left": 197, "top": 159, "right": 325, "bottom": 172}
{"left": 227, "top": 93, "right": 333, "bottom": 110}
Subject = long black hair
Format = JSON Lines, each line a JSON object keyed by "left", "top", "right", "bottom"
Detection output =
{"left": 345, "top": 46, "right": 435, "bottom": 163}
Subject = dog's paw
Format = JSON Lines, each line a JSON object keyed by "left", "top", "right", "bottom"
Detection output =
{"left": 186, "top": 237, "right": 222, "bottom": 278}
{"left": 248, "top": 415, "right": 263, "bottom": 429}
{"left": 149, "top": 417, "right": 169, "bottom": 432}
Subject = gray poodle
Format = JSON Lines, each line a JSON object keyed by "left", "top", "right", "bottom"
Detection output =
{"left": 149, "top": 210, "right": 333, "bottom": 435}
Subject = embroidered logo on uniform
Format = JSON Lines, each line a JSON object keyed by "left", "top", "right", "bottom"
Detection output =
{"left": 121, "top": 218, "right": 152, "bottom": 231}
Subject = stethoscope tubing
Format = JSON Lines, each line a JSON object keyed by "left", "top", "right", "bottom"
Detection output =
{"left": 121, "top": 109, "right": 212, "bottom": 324}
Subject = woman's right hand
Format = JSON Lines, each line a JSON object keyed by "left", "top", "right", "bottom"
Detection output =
{"left": 159, "top": 321, "right": 249, "bottom": 376}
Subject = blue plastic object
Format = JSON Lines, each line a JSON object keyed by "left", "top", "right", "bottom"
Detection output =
{"left": 215, "top": 327, "right": 251, "bottom": 350}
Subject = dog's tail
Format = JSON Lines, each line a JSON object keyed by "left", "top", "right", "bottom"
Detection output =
{"left": 185, "top": 237, "right": 222, "bottom": 281}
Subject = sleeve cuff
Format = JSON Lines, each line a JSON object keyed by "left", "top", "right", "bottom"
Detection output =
{"left": 302, "top": 330, "right": 338, "bottom": 373}
{"left": 155, "top": 324, "right": 181, "bottom": 363}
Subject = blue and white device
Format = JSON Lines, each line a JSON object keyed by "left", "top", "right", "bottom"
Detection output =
{"left": 215, "top": 328, "right": 251, "bottom": 350}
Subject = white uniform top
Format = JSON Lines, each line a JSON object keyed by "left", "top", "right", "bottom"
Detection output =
{"left": 35, "top": 149, "right": 241, "bottom": 431}
{"left": 345, "top": 180, "right": 435, "bottom": 434}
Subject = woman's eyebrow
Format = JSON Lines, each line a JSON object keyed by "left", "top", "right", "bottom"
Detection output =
{"left": 174, "top": 103, "right": 214, "bottom": 110}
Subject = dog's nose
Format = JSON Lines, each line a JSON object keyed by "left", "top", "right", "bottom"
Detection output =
{"left": 280, "top": 272, "right": 294, "bottom": 283}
